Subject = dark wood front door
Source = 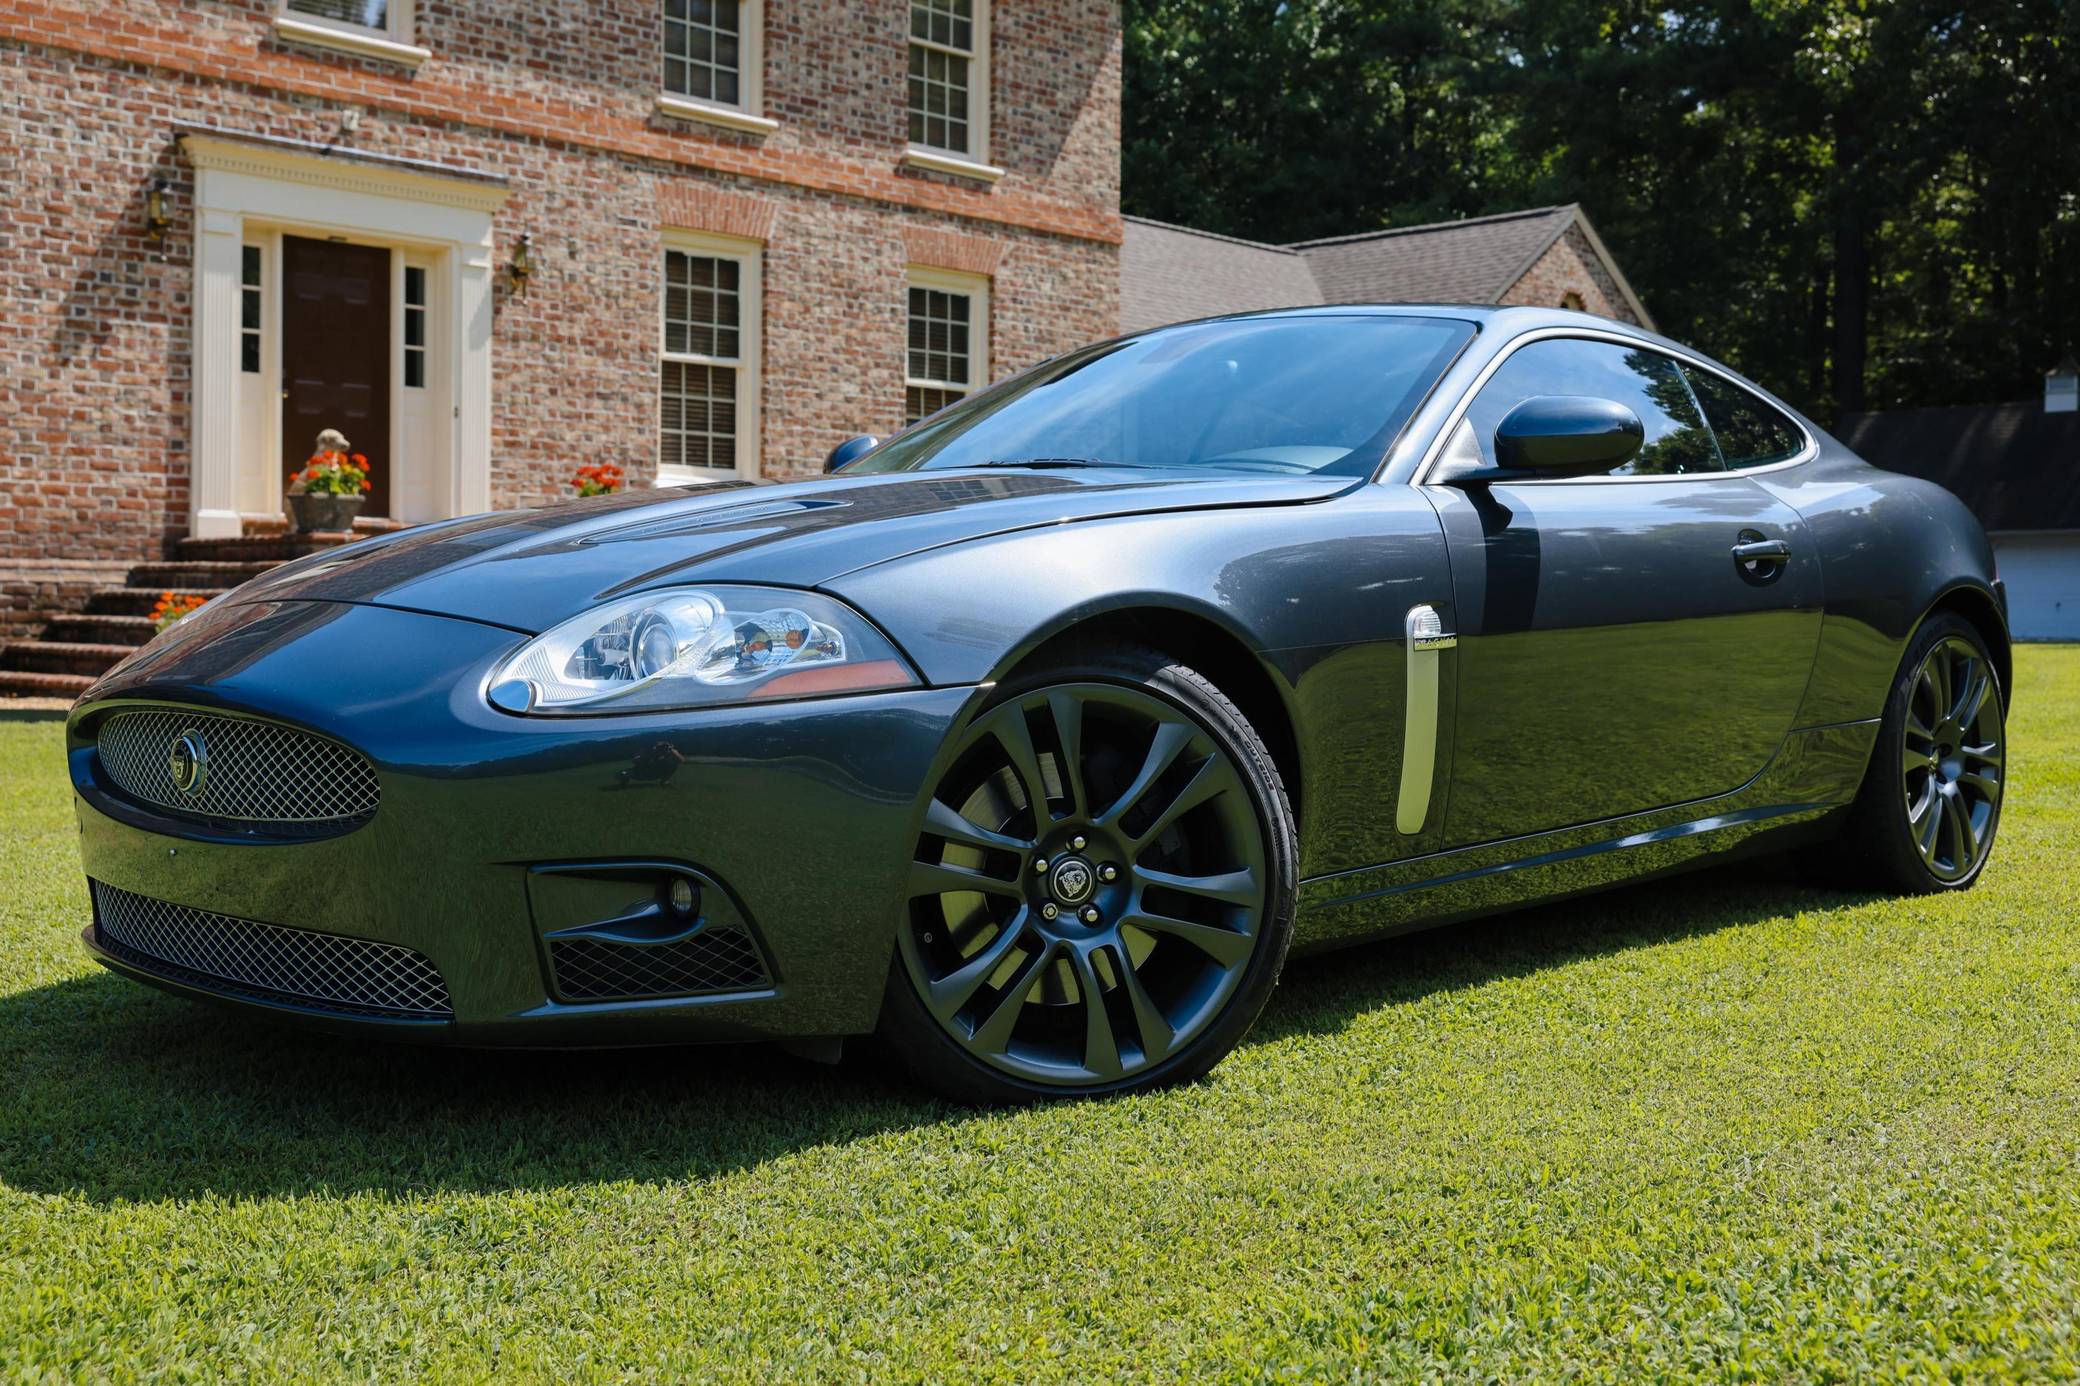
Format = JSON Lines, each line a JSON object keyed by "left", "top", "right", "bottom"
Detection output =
{"left": 282, "top": 236, "right": 392, "bottom": 517}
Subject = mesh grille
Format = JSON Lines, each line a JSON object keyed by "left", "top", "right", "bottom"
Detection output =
{"left": 92, "top": 881, "right": 451, "bottom": 1019}
{"left": 96, "top": 708, "right": 380, "bottom": 827}
{"left": 549, "top": 928, "right": 769, "bottom": 1002}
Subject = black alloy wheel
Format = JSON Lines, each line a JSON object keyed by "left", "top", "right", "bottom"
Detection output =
{"left": 883, "top": 647, "right": 1295, "bottom": 1101}
{"left": 1844, "top": 611, "right": 2006, "bottom": 893}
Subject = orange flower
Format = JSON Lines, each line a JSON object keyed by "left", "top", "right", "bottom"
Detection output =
{"left": 360, "top": 479, "right": 372, "bottom": 492}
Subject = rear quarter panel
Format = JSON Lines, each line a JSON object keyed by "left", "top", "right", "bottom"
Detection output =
{"left": 1753, "top": 444, "right": 2005, "bottom": 727}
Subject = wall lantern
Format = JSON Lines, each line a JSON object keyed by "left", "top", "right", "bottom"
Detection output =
{"left": 144, "top": 179, "right": 171, "bottom": 242}
{"left": 507, "top": 233, "right": 534, "bottom": 297}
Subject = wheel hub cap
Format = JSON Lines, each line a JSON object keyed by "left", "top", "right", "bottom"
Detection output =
{"left": 1047, "top": 856, "right": 1096, "bottom": 906}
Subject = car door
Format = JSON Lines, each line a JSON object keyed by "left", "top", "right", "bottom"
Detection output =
{"left": 1419, "top": 335, "right": 1824, "bottom": 849}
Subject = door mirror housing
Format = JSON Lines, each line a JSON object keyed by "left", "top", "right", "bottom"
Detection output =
{"left": 1489, "top": 396, "right": 1644, "bottom": 478}
{"left": 823, "top": 434, "right": 881, "bottom": 474}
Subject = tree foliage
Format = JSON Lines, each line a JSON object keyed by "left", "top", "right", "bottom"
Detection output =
{"left": 1123, "top": 0, "right": 2080, "bottom": 421}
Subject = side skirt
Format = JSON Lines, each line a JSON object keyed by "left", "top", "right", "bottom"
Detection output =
{"left": 1293, "top": 720, "right": 1878, "bottom": 954}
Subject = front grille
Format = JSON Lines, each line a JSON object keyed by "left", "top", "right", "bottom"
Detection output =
{"left": 95, "top": 707, "right": 380, "bottom": 829}
{"left": 548, "top": 928, "right": 770, "bottom": 1002}
{"left": 92, "top": 881, "right": 451, "bottom": 1020}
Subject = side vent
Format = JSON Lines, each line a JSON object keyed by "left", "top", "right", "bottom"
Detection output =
{"left": 1396, "top": 604, "right": 1456, "bottom": 834}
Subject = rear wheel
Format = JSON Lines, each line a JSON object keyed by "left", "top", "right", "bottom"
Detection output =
{"left": 1841, "top": 612, "right": 2006, "bottom": 893}
{"left": 881, "top": 646, "right": 1296, "bottom": 1103}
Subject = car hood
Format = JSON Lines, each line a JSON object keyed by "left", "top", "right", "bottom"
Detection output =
{"left": 232, "top": 467, "right": 1352, "bottom": 633}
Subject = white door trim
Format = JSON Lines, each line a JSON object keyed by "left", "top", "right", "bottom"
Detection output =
{"left": 182, "top": 131, "right": 510, "bottom": 537}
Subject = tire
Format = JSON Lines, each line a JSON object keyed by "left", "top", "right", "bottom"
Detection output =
{"left": 1838, "top": 611, "right": 2007, "bottom": 894}
{"left": 880, "top": 644, "right": 1298, "bottom": 1103}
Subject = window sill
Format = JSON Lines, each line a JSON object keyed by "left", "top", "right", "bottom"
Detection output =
{"left": 655, "top": 95, "right": 780, "bottom": 137}
{"left": 901, "top": 147, "right": 1005, "bottom": 184}
{"left": 271, "top": 15, "right": 430, "bottom": 67}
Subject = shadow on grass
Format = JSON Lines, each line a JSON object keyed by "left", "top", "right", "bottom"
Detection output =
{"left": 0, "top": 856, "right": 1868, "bottom": 1205}
{"left": 0, "top": 706, "right": 70, "bottom": 724}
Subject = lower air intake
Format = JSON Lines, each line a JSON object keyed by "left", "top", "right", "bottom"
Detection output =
{"left": 548, "top": 928, "right": 770, "bottom": 1002}
{"left": 91, "top": 880, "right": 452, "bottom": 1020}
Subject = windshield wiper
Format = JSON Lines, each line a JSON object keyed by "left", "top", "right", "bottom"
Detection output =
{"left": 970, "top": 457, "right": 1146, "bottom": 470}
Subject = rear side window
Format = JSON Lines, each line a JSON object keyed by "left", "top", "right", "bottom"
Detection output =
{"left": 1464, "top": 339, "right": 1721, "bottom": 475}
{"left": 1684, "top": 369, "right": 1805, "bottom": 469}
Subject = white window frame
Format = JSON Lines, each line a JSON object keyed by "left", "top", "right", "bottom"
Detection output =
{"left": 904, "top": 265, "right": 989, "bottom": 425}
{"left": 902, "top": 0, "right": 1002, "bottom": 183}
{"left": 659, "top": 229, "right": 763, "bottom": 485}
{"left": 272, "top": 0, "right": 429, "bottom": 67}
{"left": 656, "top": 0, "right": 779, "bottom": 135}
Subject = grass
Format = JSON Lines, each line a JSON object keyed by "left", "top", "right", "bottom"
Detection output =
{"left": 2, "top": 650, "right": 2078, "bottom": 1381}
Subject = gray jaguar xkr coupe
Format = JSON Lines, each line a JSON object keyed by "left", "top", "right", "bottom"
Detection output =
{"left": 68, "top": 306, "right": 2008, "bottom": 1102}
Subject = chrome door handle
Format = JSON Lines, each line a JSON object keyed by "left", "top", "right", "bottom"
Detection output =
{"left": 1731, "top": 538, "right": 1790, "bottom": 563}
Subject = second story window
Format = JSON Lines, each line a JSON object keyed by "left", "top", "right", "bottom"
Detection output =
{"left": 665, "top": 0, "right": 741, "bottom": 107}
{"left": 659, "top": 0, "right": 772, "bottom": 130}
{"left": 908, "top": 0, "right": 989, "bottom": 163}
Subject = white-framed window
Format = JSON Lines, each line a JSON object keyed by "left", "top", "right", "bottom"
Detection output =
{"left": 657, "top": 0, "right": 776, "bottom": 134}
{"left": 239, "top": 245, "right": 264, "bottom": 375}
{"left": 273, "top": 0, "right": 427, "bottom": 66}
{"left": 904, "top": 266, "right": 988, "bottom": 426}
{"left": 907, "top": 0, "right": 991, "bottom": 168}
{"left": 660, "top": 231, "right": 762, "bottom": 483}
{"left": 402, "top": 264, "right": 428, "bottom": 390}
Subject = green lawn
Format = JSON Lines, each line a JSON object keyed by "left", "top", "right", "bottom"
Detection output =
{"left": 3, "top": 651, "right": 2078, "bottom": 1381}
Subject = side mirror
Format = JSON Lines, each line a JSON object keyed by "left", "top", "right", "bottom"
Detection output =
{"left": 823, "top": 434, "right": 881, "bottom": 474}
{"left": 1490, "top": 396, "right": 1643, "bottom": 478}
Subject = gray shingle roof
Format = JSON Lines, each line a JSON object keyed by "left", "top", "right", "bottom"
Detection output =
{"left": 1119, "top": 217, "right": 1322, "bottom": 335}
{"left": 1120, "top": 204, "right": 1651, "bottom": 335}
{"left": 1291, "top": 206, "right": 1577, "bottom": 306}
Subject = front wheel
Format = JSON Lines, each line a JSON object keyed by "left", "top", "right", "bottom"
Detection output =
{"left": 1840, "top": 612, "right": 2007, "bottom": 893}
{"left": 881, "top": 646, "right": 1297, "bottom": 1103}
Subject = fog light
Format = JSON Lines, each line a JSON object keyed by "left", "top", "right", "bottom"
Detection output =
{"left": 668, "top": 876, "right": 698, "bottom": 916}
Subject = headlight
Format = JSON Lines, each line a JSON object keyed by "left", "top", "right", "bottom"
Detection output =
{"left": 486, "top": 585, "right": 917, "bottom": 714}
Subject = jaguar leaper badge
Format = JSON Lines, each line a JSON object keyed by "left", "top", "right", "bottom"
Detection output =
{"left": 168, "top": 729, "right": 208, "bottom": 798}
{"left": 1049, "top": 857, "right": 1095, "bottom": 905}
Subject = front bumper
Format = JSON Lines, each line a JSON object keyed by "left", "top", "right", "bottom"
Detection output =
{"left": 69, "top": 598, "right": 975, "bottom": 1045}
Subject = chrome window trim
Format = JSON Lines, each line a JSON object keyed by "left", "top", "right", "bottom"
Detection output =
{"left": 1402, "top": 326, "right": 1818, "bottom": 487}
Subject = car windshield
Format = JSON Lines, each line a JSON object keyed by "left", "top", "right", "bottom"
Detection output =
{"left": 848, "top": 314, "right": 1476, "bottom": 478}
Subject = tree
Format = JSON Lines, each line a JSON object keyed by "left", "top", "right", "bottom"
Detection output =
{"left": 1123, "top": 0, "right": 2080, "bottom": 422}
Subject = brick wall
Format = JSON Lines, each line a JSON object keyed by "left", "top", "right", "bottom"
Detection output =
{"left": 1499, "top": 225, "right": 1641, "bottom": 326}
{"left": 0, "top": 0, "right": 1121, "bottom": 561}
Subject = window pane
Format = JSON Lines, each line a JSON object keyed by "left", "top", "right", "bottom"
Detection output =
{"left": 661, "top": 360, "right": 738, "bottom": 470}
{"left": 241, "top": 333, "right": 260, "bottom": 374}
{"left": 404, "top": 351, "right": 424, "bottom": 389}
{"left": 1684, "top": 368, "right": 1804, "bottom": 469}
{"left": 907, "top": 287, "right": 970, "bottom": 386}
{"left": 907, "top": 385, "right": 966, "bottom": 426}
{"left": 1465, "top": 339, "right": 1721, "bottom": 476}
{"left": 404, "top": 265, "right": 426, "bottom": 307}
{"left": 663, "top": 250, "right": 741, "bottom": 360}
{"left": 663, "top": 0, "right": 743, "bottom": 104}
{"left": 911, "top": 0, "right": 972, "bottom": 50}
{"left": 907, "top": 38, "right": 971, "bottom": 152}
{"left": 286, "top": 0, "right": 390, "bottom": 28}
{"left": 241, "top": 245, "right": 261, "bottom": 287}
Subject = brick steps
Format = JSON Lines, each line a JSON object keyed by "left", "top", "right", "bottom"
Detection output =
{"left": 43, "top": 614, "right": 156, "bottom": 646}
{"left": 2, "top": 641, "right": 137, "bottom": 677}
{"left": 87, "top": 587, "right": 222, "bottom": 617}
{"left": 126, "top": 561, "right": 280, "bottom": 588}
{"left": 0, "top": 670, "right": 95, "bottom": 698}
{"left": 3, "top": 525, "right": 405, "bottom": 703}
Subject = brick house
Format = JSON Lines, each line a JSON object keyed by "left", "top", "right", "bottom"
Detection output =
{"left": 0, "top": 0, "right": 1120, "bottom": 691}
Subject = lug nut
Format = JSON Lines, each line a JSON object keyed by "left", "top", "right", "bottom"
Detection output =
{"left": 1081, "top": 906, "right": 1101, "bottom": 925}
{"left": 1070, "top": 835, "right": 1087, "bottom": 851}
{"left": 1098, "top": 864, "right": 1118, "bottom": 883}
{"left": 1034, "top": 858, "right": 1050, "bottom": 874}
{"left": 1040, "top": 903, "right": 1059, "bottom": 921}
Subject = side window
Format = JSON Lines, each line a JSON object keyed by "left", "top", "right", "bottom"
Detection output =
{"left": 1465, "top": 339, "right": 1721, "bottom": 476}
{"left": 1684, "top": 369, "right": 1804, "bottom": 469}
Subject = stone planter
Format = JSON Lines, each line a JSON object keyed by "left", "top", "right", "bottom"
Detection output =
{"left": 286, "top": 492, "right": 365, "bottom": 534}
